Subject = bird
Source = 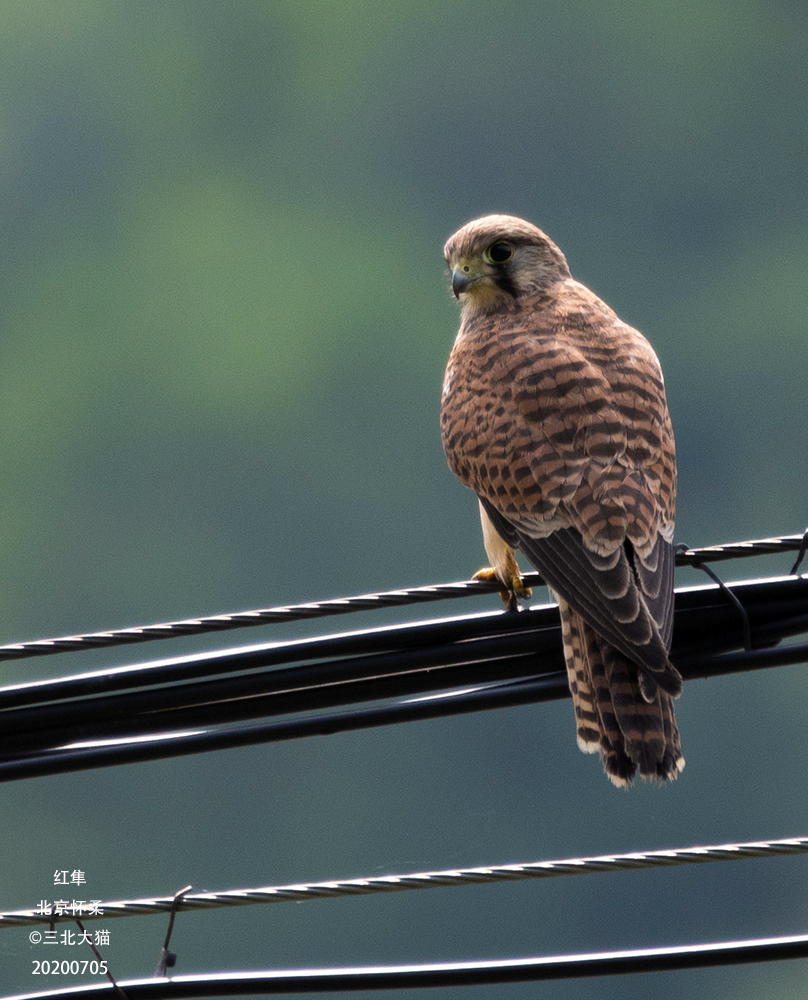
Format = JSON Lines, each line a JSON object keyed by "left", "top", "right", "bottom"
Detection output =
{"left": 439, "top": 214, "right": 682, "bottom": 787}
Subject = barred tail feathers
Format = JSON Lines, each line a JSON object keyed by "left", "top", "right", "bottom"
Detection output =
{"left": 557, "top": 598, "right": 684, "bottom": 787}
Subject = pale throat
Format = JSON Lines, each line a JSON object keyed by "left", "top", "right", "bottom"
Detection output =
{"left": 460, "top": 281, "right": 513, "bottom": 316}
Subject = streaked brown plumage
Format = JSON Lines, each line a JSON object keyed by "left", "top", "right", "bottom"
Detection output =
{"left": 440, "top": 214, "right": 682, "bottom": 787}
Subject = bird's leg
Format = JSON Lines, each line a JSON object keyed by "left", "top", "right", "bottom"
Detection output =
{"left": 474, "top": 500, "right": 533, "bottom": 609}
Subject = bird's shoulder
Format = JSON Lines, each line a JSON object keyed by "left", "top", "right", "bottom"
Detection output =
{"left": 452, "top": 278, "right": 660, "bottom": 373}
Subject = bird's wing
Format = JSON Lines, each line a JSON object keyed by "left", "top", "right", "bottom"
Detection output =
{"left": 480, "top": 501, "right": 678, "bottom": 691}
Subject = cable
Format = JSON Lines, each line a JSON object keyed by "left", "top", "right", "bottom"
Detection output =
{"left": 7, "top": 932, "right": 808, "bottom": 999}
{"left": 1, "top": 575, "right": 805, "bottom": 718}
{"left": 2, "top": 641, "right": 808, "bottom": 784}
{"left": 4, "top": 835, "right": 808, "bottom": 929}
{"left": 0, "top": 532, "right": 804, "bottom": 663}
{"left": 0, "top": 576, "right": 806, "bottom": 781}
{"left": 675, "top": 530, "right": 808, "bottom": 567}
{"left": 0, "top": 538, "right": 804, "bottom": 997}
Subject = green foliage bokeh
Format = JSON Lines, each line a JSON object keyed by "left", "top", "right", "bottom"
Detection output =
{"left": 0, "top": 3, "right": 807, "bottom": 998}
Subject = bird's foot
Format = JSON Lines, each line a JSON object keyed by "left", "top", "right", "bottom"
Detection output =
{"left": 472, "top": 566, "right": 532, "bottom": 611}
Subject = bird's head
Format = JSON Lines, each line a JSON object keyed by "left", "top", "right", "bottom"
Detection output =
{"left": 444, "top": 214, "right": 571, "bottom": 314}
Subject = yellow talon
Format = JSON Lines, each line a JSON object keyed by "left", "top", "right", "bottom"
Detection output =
{"left": 472, "top": 566, "right": 532, "bottom": 611}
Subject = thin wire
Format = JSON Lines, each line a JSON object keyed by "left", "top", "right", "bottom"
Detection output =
{"left": 154, "top": 886, "right": 192, "bottom": 977}
{"left": 5, "top": 933, "right": 808, "bottom": 999}
{"left": 0, "top": 533, "right": 803, "bottom": 663}
{"left": 680, "top": 552, "right": 752, "bottom": 651}
{"left": 5, "top": 835, "right": 808, "bottom": 929}
{"left": 790, "top": 526, "right": 808, "bottom": 575}
{"left": 74, "top": 918, "right": 127, "bottom": 1000}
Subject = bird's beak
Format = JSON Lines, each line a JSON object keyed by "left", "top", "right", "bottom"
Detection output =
{"left": 451, "top": 268, "right": 480, "bottom": 299}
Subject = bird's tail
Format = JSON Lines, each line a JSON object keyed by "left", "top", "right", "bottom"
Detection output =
{"left": 558, "top": 598, "right": 684, "bottom": 788}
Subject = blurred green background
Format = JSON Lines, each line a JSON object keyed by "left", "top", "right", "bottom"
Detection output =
{"left": 0, "top": 1, "right": 807, "bottom": 997}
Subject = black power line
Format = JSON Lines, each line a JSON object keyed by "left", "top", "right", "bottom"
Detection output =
{"left": 7, "top": 931, "right": 808, "bottom": 999}
{"left": 0, "top": 574, "right": 805, "bottom": 782}
{"left": 2, "top": 534, "right": 807, "bottom": 996}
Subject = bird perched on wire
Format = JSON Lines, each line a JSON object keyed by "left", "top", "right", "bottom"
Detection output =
{"left": 440, "top": 214, "right": 682, "bottom": 787}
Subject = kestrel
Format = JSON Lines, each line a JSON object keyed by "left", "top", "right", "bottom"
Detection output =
{"left": 440, "top": 214, "right": 682, "bottom": 787}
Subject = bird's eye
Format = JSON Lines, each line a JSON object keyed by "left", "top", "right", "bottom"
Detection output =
{"left": 486, "top": 241, "right": 513, "bottom": 264}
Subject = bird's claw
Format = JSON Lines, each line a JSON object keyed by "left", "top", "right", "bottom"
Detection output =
{"left": 472, "top": 566, "right": 533, "bottom": 611}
